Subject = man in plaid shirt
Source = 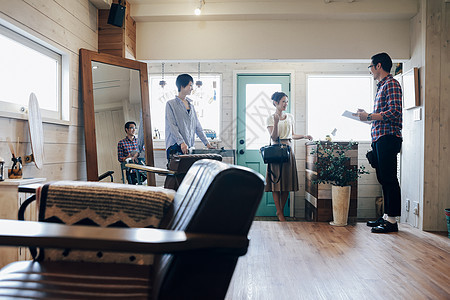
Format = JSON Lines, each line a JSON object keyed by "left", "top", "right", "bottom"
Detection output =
{"left": 356, "top": 52, "right": 403, "bottom": 233}
{"left": 117, "top": 121, "right": 139, "bottom": 184}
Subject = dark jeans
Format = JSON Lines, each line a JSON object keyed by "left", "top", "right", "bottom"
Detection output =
{"left": 372, "top": 135, "right": 402, "bottom": 217}
{"left": 166, "top": 143, "right": 183, "bottom": 161}
{"left": 126, "top": 170, "right": 138, "bottom": 184}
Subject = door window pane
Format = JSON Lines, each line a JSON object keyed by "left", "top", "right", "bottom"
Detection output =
{"left": 245, "top": 84, "right": 281, "bottom": 150}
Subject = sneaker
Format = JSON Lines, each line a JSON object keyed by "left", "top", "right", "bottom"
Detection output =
{"left": 371, "top": 221, "right": 398, "bottom": 233}
{"left": 366, "top": 217, "right": 386, "bottom": 227}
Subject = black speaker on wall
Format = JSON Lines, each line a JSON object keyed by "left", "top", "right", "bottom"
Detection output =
{"left": 107, "top": 2, "right": 126, "bottom": 27}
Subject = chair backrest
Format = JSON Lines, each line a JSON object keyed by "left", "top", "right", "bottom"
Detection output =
{"left": 164, "top": 153, "right": 222, "bottom": 190}
{"left": 31, "top": 181, "right": 175, "bottom": 264}
{"left": 154, "top": 159, "right": 265, "bottom": 300}
{"left": 121, "top": 157, "right": 146, "bottom": 184}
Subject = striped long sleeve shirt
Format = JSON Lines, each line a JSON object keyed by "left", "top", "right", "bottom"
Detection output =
{"left": 165, "top": 96, "right": 208, "bottom": 150}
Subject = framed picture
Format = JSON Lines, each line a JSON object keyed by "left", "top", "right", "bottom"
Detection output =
{"left": 402, "top": 67, "right": 420, "bottom": 109}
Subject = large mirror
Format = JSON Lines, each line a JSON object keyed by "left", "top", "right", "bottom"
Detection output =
{"left": 80, "top": 49, "right": 155, "bottom": 185}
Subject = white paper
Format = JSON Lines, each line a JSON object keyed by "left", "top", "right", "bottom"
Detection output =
{"left": 342, "top": 110, "right": 371, "bottom": 124}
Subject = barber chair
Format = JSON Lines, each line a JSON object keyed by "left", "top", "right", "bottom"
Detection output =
{"left": 0, "top": 159, "right": 265, "bottom": 299}
{"left": 164, "top": 153, "right": 222, "bottom": 190}
{"left": 121, "top": 157, "right": 147, "bottom": 185}
{"left": 127, "top": 154, "right": 222, "bottom": 191}
{"left": 98, "top": 170, "right": 114, "bottom": 182}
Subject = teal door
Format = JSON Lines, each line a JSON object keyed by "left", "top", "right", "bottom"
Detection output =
{"left": 236, "top": 74, "right": 291, "bottom": 216}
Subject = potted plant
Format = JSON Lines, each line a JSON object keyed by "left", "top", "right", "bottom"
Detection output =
{"left": 311, "top": 141, "right": 369, "bottom": 226}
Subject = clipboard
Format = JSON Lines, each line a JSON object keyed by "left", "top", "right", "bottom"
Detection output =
{"left": 342, "top": 110, "right": 371, "bottom": 124}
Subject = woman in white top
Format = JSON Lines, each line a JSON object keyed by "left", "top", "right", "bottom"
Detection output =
{"left": 266, "top": 92, "right": 313, "bottom": 221}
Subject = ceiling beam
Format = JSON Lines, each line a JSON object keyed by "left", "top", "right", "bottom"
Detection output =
{"left": 129, "top": 0, "right": 418, "bottom": 22}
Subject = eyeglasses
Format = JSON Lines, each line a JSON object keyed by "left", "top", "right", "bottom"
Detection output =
{"left": 368, "top": 64, "right": 375, "bottom": 69}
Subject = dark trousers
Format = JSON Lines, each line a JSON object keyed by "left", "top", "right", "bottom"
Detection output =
{"left": 372, "top": 135, "right": 402, "bottom": 217}
{"left": 126, "top": 170, "right": 138, "bottom": 184}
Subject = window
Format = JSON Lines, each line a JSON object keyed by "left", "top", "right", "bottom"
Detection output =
{"left": 307, "top": 75, "right": 374, "bottom": 141}
{"left": 149, "top": 74, "right": 221, "bottom": 140}
{"left": 0, "top": 22, "right": 68, "bottom": 122}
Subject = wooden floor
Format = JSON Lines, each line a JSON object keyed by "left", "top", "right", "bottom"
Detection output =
{"left": 226, "top": 221, "right": 450, "bottom": 300}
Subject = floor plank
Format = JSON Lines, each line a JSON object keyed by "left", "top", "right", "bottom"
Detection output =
{"left": 226, "top": 221, "right": 450, "bottom": 300}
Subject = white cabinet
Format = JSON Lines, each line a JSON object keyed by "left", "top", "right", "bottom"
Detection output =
{"left": 0, "top": 178, "right": 45, "bottom": 268}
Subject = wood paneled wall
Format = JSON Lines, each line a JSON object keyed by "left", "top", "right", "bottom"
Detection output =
{"left": 0, "top": 0, "right": 98, "bottom": 181}
{"left": 423, "top": 0, "right": 450, "bottom": 231}
{"left": 95, "top": 103, "right": 140, "bottom": 184}
{"left": 98, "top": 0, "right": 136, "bottom": 59}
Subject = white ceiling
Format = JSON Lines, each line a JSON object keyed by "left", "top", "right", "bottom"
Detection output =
{"left": 92, "top": 62, "right": 141, "bottom": 109}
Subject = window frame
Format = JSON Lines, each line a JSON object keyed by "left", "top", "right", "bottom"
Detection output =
{"left": 306, "top": 73, "right": 376, "bottom": 142}
{"left": 0, "top": 19, "right": 70, "bottom": 124}
{"left": 148, "top": 73, "right": 223, "bottom": 142}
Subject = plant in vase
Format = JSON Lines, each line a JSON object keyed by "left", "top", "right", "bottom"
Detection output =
{"left": 311, "top": 141, "right": 369, "bottom": 226}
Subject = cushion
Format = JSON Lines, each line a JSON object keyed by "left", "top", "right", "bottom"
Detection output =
{"left": 34, "top": 181, "right": 175, "bottom": 265}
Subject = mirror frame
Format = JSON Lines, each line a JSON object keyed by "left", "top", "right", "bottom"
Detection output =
{"left": 80, "top": 48, "right": 155, "bottom": 185}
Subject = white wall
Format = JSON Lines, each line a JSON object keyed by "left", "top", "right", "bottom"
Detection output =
{"left": 136, "top": 19, "right": 410, "bottom": 61}
{"left": 147, "top": 61, "right": 381, "bottom": 219}
{"left": 400, "top": 0, "right": 450, "bottom": 231}
{"left": 0, "top": 0, "right": 98, "bottom": 181}
{"left": 401, "top": 1, "right": 425, "bottom": 228}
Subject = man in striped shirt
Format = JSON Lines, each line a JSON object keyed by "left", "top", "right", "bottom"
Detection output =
{"left": 356, "top": 52, "right": 403, "bottom": 233}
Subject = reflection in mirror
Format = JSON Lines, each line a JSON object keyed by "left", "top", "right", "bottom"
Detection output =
{"left": 92, "top": 62, "right": 143, "bottom": 183}
{"left": 80, "top": 49, "right": 155, "bottom": 185}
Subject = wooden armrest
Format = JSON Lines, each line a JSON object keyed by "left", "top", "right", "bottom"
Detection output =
{"left": 0, "top": 220, "right": 248, "bottom": 255}
{"left": 125, "top": 163, "right": 175, "bottom": 175}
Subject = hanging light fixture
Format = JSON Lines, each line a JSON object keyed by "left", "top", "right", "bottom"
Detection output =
{"left": 196, "top": 62, "right": 203, "bottom": 88}
{"left": 194, "top": 0, "right": 205, "bottom": 15}
{"left": 159, "top": 62, "right": 166, "bottom": 88}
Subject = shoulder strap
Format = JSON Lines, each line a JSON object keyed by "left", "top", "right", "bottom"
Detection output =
{"left": 267, "top": 163, "right": 283, "bottom": 184}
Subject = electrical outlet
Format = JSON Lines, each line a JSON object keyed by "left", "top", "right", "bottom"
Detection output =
{"left": 405, "top": 199, "right": 410, "bottom": 212}
{"left": 413, "top": 202, "right": 419, "bottom": 215}
{"left": 413, "top": 108, "right": 422, "bottom": 121}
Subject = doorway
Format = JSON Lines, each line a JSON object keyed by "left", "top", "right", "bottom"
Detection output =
{"left": 236, "top": 74, "right": 291, "bottom": 216}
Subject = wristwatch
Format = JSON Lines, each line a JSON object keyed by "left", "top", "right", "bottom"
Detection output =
{"left": 367, "top": 113, "right": 373, "bottom": 121}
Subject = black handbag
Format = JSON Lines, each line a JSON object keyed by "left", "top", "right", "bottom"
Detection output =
{"left": 260, "top": 139, "right": 291, "bottom": 184}
{"left": 260, "top": 142, "right": 291, "bottom": 164}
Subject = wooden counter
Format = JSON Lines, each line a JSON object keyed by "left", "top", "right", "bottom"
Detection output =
{"left": 0, "top": 178, "right": 45, "bottom": 268}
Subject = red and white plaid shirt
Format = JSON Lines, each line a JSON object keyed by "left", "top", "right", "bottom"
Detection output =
{"left": 117, "top": 136, "right": 138, "bottom": 162}
{"left": 371, "top": 74, "right": 403, "bottom": 142}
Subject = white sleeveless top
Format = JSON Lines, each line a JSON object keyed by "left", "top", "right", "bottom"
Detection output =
{"left": 266, "top": 113, "right": 294, "bottom": 140}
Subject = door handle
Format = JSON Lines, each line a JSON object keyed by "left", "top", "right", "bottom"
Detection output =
{"left": 239, "top": 139, "right": 245, "bottom": 144}
{"left": 239, "top": 149, "right": 245, "bottom": 155}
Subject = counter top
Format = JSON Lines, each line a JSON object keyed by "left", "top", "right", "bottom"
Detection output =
{"left": 0, "top": 178, "right": 46, "bottom": 186}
